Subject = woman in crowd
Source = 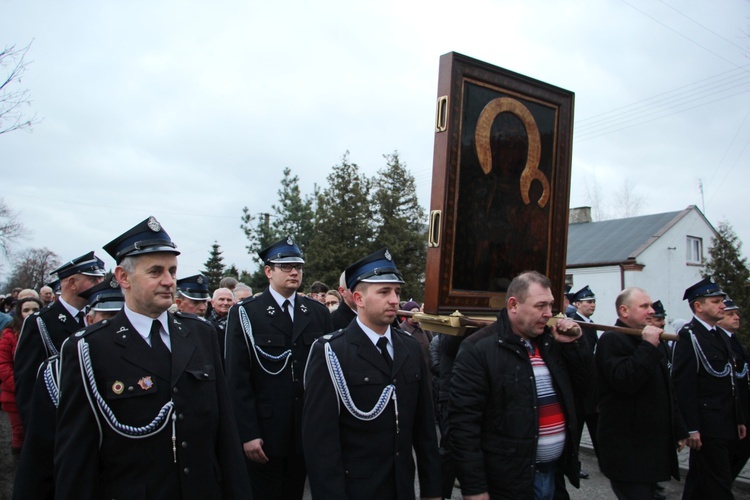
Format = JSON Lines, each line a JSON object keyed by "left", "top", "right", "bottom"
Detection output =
{"left": 0, "top": 296, "right": 42, "bottom": 458}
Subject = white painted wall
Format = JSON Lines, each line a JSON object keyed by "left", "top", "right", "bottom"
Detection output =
{"left": 566, "top": 208, "right": 716, "bottom": 331}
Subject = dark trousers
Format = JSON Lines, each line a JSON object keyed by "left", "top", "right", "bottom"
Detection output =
{"left": 682, "top": 437, "right": 736, "bottom": 500}
{"left": 610, "top": 480, "right": 655, "bottom": 500}
{"left": 731, "top": 436, "right": 750, "bottom": 480}
{"left": 247, "top": 453, "right": 306, "bottom": 500}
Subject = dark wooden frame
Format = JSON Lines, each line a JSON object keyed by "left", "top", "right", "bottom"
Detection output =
{"left": 424, "top": 52, "right": 574, "bottom": 315}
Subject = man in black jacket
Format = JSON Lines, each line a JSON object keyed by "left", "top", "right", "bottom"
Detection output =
{"left": 717, "top": 298, "right": 750, "bottom": 481}
{"left": 596, "top": 287, "right": 688, "bottom": 499}
{"left": 14, "top": 251, "right": 105, "bottom": 426}
{"left": 449, "top": 271, "right": 591, "bottom": 500}
{"left": 225, "top": 236, "right": 333, "bottom": 500}
{"left": 302, "top": 248, "right": 440, "bottom": 499}
{"left": 672, "top": 277, "right": 745, "bottom": 499}
{"left": 54, "top": 216, "right": 250, "bottom": 499}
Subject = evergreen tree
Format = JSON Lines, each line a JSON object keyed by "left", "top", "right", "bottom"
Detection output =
{"left": 703, "top": 220, "right": 750, "bottom": 345}
{"left": 203, "top": 241, "right": 226, "bottom": 293}
{"left": 306, "top": 152, "right": 375, "bottom": 287}
{"left": 371, "top": 151, "right": 427, "bottom": 302}
{"left": 224, "top": 264, "right": 240, "bottom": 279}
{"left": 271, "top": 168, "right": 316, "bottom": 251}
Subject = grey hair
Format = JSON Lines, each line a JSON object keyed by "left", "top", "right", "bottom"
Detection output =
{"left": 119, "top": 256, "right": 137, "bottom": 274}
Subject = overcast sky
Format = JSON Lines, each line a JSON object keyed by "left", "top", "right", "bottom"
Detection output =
{"left": 2, "top": 0, "right": 749, "bottom": 285}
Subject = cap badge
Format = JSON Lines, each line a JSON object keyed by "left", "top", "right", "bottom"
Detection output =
{"left": 147, "top": 216, "right": 161, "bottom": 232}
{"left": 110, "top": 277, "right": 119, "bottom": 288}
{"left": 58, "top": 314, "right": 66, "bottom": 323}
{"left": 385, "top": 249, "right": 392, "bottom": 261}
{"left": 197, "top": 276, "right": 204, "bottom": 284}
{"left": 709, "top": 277, "right": 715, "bottom": 284}
{"left": 112, "top": 381, "right": 124, "bottom": 395}
{"left": 287, "top": 236, "right": 294, "bottom": 245}
{"left": 137, "top": 376, "right": 154, "bottom": 391}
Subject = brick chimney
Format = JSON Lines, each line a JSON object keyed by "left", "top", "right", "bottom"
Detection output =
{"left": 569, "top": 206, "right": 592, "bottom": 224}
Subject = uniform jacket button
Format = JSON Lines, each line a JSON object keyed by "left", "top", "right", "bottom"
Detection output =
{"left": 181, "top": 441, "right": 188, "bottom": 448}
{"left": 183, "top": 467, "right": 190, "bottom": 475}
{"left": 173, "top": 387, "right": 179, "bottom": 394}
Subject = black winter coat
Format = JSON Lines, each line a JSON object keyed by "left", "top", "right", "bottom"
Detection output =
{"left": 595, "top": 323, "right": 688, "bottom": 483}
{"left": 449, "top": 309, "right": 591, "bottom": 499}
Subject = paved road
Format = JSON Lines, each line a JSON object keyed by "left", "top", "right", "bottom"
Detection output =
{"left": 302, "top": 439, "right": 750, "bottom": 499}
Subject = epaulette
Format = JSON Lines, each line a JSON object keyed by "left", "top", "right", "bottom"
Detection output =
{"left": 237, "top": 295, "right": 258, "bottom": 306}
{"left": 320, "top": 329, "right": 345, "bottom": 343}
{"left": 73, "top": 318, "right": 111, "bottom": 339}
{"left": 174, "top": 310, "right": 209, "bottom": 323}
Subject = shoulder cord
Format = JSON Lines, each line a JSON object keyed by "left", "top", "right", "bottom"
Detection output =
{"left": 43, "top": 357, "right": 60, "bottom": 408}
{"left": 689, "top": 330, "right": 732, "bottom": 378}
{"left": 239, "top": 306, "right": 292, "bottom": 376}
{"left": 77, "top": 340, "right": 175, "bottom": 448}
{"left": 736, "top": 363, "right": 749, "bottom": 379}
{"left": 324, "top": 342, "right": 399, "bottom": 433}
{"left": 37, "top": 316, "right": 59, "bottom": 357}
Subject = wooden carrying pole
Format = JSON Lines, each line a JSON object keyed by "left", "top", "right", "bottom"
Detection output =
{"left": 397, "top": 310, "right": 678, "bottom": 341}
{"left": 571, "top": 320, "right": 678, "bottom": 342}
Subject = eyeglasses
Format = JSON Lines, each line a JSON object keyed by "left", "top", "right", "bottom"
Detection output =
{"left": 275, "top": 263, "right": 304, "bottom": 272}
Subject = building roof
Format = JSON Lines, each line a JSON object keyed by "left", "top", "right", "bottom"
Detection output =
{"left": 566, "top": 206, "right": 708, "bottom": 267}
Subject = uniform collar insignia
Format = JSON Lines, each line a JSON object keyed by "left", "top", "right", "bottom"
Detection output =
{"left": 116, "top": 326, "right": 128, "bottom": 334}
{"left": 300, "top": 304, "right": 308, "bottom": 314}
{"left": 58, "top": 314, "right": 66, "bottom": 322}
{"left": 267, "top": 305, "right": 276, "bottom": 316}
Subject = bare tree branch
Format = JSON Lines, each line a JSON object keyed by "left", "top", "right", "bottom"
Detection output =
{"left": 0, "top": 41, "right": 41, "bottom": 135}
{"left": 0, "top": 198, "right": 29, "bottom": 258}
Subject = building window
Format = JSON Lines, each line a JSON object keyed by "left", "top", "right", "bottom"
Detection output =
{"left": 687, "top": 236, "right": 703, "bottom": 264}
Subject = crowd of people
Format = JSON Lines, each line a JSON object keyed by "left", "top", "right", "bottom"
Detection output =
{"left": 0, "top": 215, "right": 748, "bottom": 500}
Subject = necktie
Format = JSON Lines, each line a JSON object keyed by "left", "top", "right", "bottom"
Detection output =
{"left": 376, "top": 337, "right": 393, "bottom": 370}
{"left": 150, "top": 320, "right": 172, "bottom": 367}
{"left": 282, "top": 300, "right": 293, "bottom": 324}
{"left": 75, "top": 311, "right": 86, "bottom": 328}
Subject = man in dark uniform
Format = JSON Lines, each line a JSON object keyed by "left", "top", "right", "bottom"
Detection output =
{"left": 564, "top": 285, "right": 599, "bottom": 485}
{"left": 672, "top": 277, "right": 745, "bottom": 500}
{"left": 596, "top": 287, "right": 688, "bottom": 499}
{"left": 175, "top": 273, "right": 211, "bottom": 317}
{"left": 14, "top": 251, "right": 105, "bottom": 426}
{"left": 650, "top": 300, "right": 667, "bottom": 329}
{"left": 225, "top": 236, "right": 333, "bottom": 500}
{"left": 302, "top": 248, "right": 441, "bottom": 499}
{"left": 331, "top": 270, "right": 357, "bottom": 330}
{"left": 13, "top": 278, "right": 125, "bottom": 500}
{"left": 717, "top": 298, "right": 750, "bottom": 481}
{"left": 54, "top": 216, "right": 250, "bottom": 499}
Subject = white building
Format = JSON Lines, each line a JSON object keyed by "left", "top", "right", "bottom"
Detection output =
{"left": 566, "top": 205, "right": 716, "bottom": 330}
